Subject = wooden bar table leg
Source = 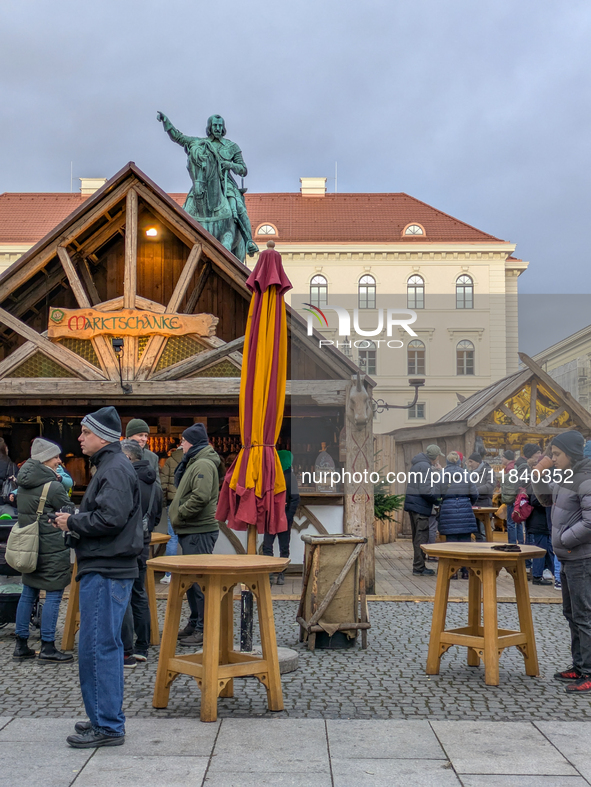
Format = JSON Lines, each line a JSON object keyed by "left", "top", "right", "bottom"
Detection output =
{"left": 153, "top": 572, "right": 184, "bottom": 708}
{"left": 484, "top": 513, "right": 494, "bottom": 542}
{"left": 219, "top": 581, "right": 234, "bottom": 699}
{"left": 200, "top": 574, "right": 223, "bottom": 723}
{"left": 146, "top": 563, "right": 160, "bottom": 646}
{"left": 426, "top": 557, "right": 452, "bottom": 675}
{"left": 255, "top": 571, "right": 284, "bottom": 712}
{"left": 467, "top": 566, "right": 481, "bottom": 667}
{"left": 61, "top": 564, "right": 79, "bottom": 651}
{"left": 482, "top": 560, "right": 500, "bottom": 686}
{"left": 513, "top": 560, "right": 540, "bottom": 677}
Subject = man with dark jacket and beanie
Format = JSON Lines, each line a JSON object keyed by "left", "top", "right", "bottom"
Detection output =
{"left": 263, "top": 450, "right": 300, "bottom": 585}
{"left": 403, "top": 444, "right": 441, "bottom": 576}
{"left": 533, "top": 430, "right": 591, "bottom": 692}
{"left": 53, "top": 407, "right": 143, "bottom": 748}
{"left": 120, "top": 439, "right": 163, "bottom": 665}
{"left": 169, "top": 423, "right": 221, "bottom": 647}
{"left": 125, "top": 418, "right": 161, "bottom": 487}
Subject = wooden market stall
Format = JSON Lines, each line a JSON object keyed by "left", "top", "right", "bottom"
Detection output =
{"left": 0, "top": 163, "right": 377, "bottom": 588}
{"left": 388, "top": 353, "right": 591, "bottom": 537}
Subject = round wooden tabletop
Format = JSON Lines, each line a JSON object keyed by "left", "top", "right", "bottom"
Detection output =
{"left": 147, "top": 554, "right": 290, "bottom": 574}
{"left": 422, "top": 542, "right": 546, "bottom": 560}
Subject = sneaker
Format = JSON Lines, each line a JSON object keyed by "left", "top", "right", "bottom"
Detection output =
{"left": 178, "top": 631, "right": 204, "bottom": 647}
{"left": 67, "top": 729, "right": 125, "bottom": 748}
{"left": 565, "top": 675, "right": 591, "bottom": 693}
{"left": 413, "top": 568, "right": 435, "bottom": 576}
{"left": 133, "top": 652, "right": 148, "bottom": 663}
{"left": 124, "top": 655, "right": 137, "bottom": 669}
{"left": 160, "top": 574, "right": 171, "bottom": 585}
{"left": 532, "top": 577, "right": 553, "bottom": 585}
{"left": 177, "top": 622, "right": 196, "bottom": 640}
{"left": 276, "top": 573, "right": 285, "bottom": 586}
{"left": 543, "top": 569, "right": 553, "bottom": 580}
{"left": 426, "top": 556, "right": 439, "bottom": 562}
{"left": 554, "top": 581, "right": 562, "bottom": 591}
{"left": 554, "top": 667, "right": 581, "bottom": 682}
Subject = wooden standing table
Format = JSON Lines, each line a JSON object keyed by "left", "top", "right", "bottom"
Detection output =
{"left": 472, "top": 507, "right": 498, "bottom": 541}
{"left": 422, "top": 542, "right": 545, "bottom": 685}
{"left": 146, "top": 532, "right": 171, "bottom": 646}
{"left": 149, "top": 554, "right": 289, "bottom": 723}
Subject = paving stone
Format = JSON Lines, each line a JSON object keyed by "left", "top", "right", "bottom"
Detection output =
{"left": 460, "top": 777, "right": 589, "bottom": 786}
{"left": 430, "top": 721, "right": 577, "bottom": 776}
{"left": 0, "top": 717, "right": 80, "bottom": 741}
{"left": 327, "top": 719, "right": 446, "bottom": 760}
{"left": 0, "top": 741, "right": 92, "bottom": 787}
{"left": 0, "top": 718, "right": 12, "bottom": 732}
{"left": 534, "top": 722, "right": 591, "bottom": 782}
{"left": 74, "top": 753, "right": 208, "bottom": 787}
{"left": 204, "top": 773, "right": 333, "bottom": 787}
{"left": 331, "top": 757, "right": 461, "bottom": 786}
{"left": 121, "top": 718, "right": 219, "bottom": 756}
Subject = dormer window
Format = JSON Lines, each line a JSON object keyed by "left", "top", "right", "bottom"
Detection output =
{"left": 256, "top": 224, "right": 277, "bottom": 236}
{"left": 404, "top": 224, "right": 425, "bottom": 236}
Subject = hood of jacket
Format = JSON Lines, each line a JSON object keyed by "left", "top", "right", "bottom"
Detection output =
{"left": 188, "top": 444, "right": 221, "bottom": 469}
{"left": 134, "top": 459, "right": 157, "bottom": 486}
{"left": 17, "top": 458, "right": 59, "bottom": 489}
{"left": 411, "top": 452, "right": 431, "bottom": 468}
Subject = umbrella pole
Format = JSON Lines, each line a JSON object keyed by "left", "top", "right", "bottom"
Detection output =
{"left": 240, "top": 524, "right": 257, "bottom": 651}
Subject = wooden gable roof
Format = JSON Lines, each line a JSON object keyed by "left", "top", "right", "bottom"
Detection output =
{"left": 0, "top": 162, "right": 362, "bottom": 403}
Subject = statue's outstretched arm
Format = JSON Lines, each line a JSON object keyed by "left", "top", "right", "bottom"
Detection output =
{"left": 156, "top": 111, "right": 192, "bottom": 148}
{"left": 229, "top": 149, "right": 247, "bottom": 178}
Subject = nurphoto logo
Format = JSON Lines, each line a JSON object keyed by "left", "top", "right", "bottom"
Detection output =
{"left": 302, "top": 304, "right": 418, "bottom": 349}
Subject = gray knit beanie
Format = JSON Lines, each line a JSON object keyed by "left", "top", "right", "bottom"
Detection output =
{"left": 31, "top": 438, "right": 61, "bottom": 463}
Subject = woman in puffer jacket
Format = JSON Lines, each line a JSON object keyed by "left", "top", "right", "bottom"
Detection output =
{"left": 439, "top": 452, "right": 479, "bottom": 578}
{"left": 12, "top": 438, "right": 73, "bottom": 664}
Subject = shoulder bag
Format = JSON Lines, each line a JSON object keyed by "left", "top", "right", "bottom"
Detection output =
{"left": 5, "top": 481, "right": 52, "bottom": 574}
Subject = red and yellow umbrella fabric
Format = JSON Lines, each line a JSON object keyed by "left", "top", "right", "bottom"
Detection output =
{"left": 216, "top": 245, "right": 292, "bottom": 538}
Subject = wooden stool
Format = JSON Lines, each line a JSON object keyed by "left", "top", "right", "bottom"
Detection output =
{"left": 60, "top": 532, "right": 172, "bottom": 651}
{"left": 146, "top": 532, "right": 171, "bottom": 646}
{"left": 422, "top": 542, "right": 545, "bottom": 686}
{"left": 149, "top": 554, "right": 289, "bottom": 722}
{"left": 472, "top": 507, "right": 497, "bottom": 541}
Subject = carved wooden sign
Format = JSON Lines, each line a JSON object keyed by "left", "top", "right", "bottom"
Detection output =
{"left": 48, "top": 307, "right": 218, "bottom": 339}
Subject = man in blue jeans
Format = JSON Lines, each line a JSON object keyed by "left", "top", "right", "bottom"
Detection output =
{"left": 54, "top": 407, "right": 143, "bottom": 748}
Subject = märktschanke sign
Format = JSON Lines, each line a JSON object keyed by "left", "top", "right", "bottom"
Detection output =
{"left": 48, "top": 307, "right": 218, "bottom": 340}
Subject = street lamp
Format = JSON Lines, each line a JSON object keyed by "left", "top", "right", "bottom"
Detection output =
{"left": 372, "top": 378, "right": 425, "bottom": 413}
{"left": 111, "top": 337, "right": 133, "bottom": 394}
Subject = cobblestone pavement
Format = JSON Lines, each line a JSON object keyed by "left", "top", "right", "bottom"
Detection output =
{"left": 1, "top": 600, "right": 589, "bottom": 722}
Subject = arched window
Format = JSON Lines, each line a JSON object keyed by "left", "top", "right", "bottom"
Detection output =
{"left": 358, "top": 275, "right": 376, "bottom": 309}
{"left": 358, "top": 340, "right": 377, "bottom": 376}
{"left": 407, "top": 339, "right": 425, "bottom": 375}
{"left": 456, "top": 275, "right": 474, "bottom": 309}
{"left": 310, "top": 274, "right": 328, "bottom": 308}
{"left": 256, "top": 224, "right": 277, "bottom": 236}
{"left": 404, "top": 224, "right": 425, "bottom": 236}
{"left": 407, "top": 275, "right": 425, "bottom": 309}
{"left": 457, "top": 340, "right": 475, "bottom": 375}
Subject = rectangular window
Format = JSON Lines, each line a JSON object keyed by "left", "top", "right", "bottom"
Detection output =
{"left": 407, "top": 288, "right": 424, "bottom": 309}
{"left": 408, "top": 402, "right": 425, "bottom": 419}
{"left": 358, "top": 349, "right": 377, "bottom": 376}
{"left": 457, "top": 352, "right": 475, "bottom": 375}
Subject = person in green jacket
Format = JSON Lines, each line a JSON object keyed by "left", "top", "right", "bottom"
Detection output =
{"left": 13, "top": 438, "right": 73, "bottom": 663}
{"left": 169, "top": 424, "right": 221, "bottom": 647}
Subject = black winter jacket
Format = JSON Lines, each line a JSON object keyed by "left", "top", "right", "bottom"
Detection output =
{"left": 68, "top": 442, "right": 144, "bottom": 580}
{"left": 472, "top": 461, "right": 494, "bottom": 507}
{"left": 133, "top": 459, "right": 163, "bottom": 546}
{"left": 284, "top": 468, "right": 300, "bottom": 526}
{"left": 16, "top": 459, "right": 72, "bottom": 591}
{"left": 524, "top": 489, "right": 551, "bottom": 536}
{"left": 403, "top": 453, "right": 440, "bottom": 516}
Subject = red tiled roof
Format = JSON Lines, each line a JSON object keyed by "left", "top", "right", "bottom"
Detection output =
{"left": 0, "top": 190, "right": 503, "bottom": 245}
{"left": 0, "top": 193, "right": 89, "bottom": 243}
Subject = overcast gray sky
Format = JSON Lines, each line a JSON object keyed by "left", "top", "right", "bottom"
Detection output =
{"left": 2, "top": 0, "right": 591, "bottom": 293}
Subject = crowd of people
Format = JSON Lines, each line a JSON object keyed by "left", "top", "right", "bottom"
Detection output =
{"left": 404, "top": 431, "right": 591, "bottom": 692}
{"left": 2, "top": 406, "right": 299, "bottom": 748}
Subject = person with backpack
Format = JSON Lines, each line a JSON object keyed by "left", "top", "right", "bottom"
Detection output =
{"left": 0, "top": 437, "right": 18, "bottom": 517}
{"left": 532, "top": 430, "right": 591, "bottom": 693}
{"left": 169, "top": 424, "right": 221, "bottom": 647}
{"left": 12, "top": 438, "right": 73, "bottom": 663}
{"left": 119, "top": 439, "right": 163, "bottom": 666}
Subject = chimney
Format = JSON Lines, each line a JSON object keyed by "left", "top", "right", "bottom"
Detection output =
{"left": 79, "top": 177, "right": 107, "bottom": 196}
{"left": 300, "top": 177, "right": 327, "bottom": 197}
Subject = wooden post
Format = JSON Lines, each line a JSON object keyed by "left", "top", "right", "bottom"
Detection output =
{"left": 123, "top": 188, "right": 138, "bottom": 381}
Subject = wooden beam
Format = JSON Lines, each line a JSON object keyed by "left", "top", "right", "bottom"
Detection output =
{"left": 150, "top": 336, "right": 245, "bottom": 381}
{"left": 76, "top": 256, "right": 101, "bottom": 306}
{"left": 498, "top": 403, "right": 527, "bottom": 428}
{"left": 0, "top": 334, "right": 46, "bottom": 379}
{"left": 0, "top": 179, "right": 133, "bottom": 304}
{"left": 389, "top": 421, "right": 470, "bottom": 441}
{"left": 538, "top": 404, "right": 567, "bottom": 429}
{"left": 75, "top": 209, "right": 127, "bottom": 257}
{"left": 57, "top": 246, "right": 91, "bottom": 308}
{"left": 519, "top": 352, "right": 591, "bottom": 430}
{"left": 94, "top": 295, "right": 166, "bottom": 313}
{"left": 480, "top": 423, "right": 568, "bottom": 435}
{"left": 0, "top": 308, "right": 106, "bottom": 381}
{"left": 135, "top": 244, "right": 203, "bottom": 381}
{"left": 529, "top": 382, "right": 538, "bottom": 427}
{"left": 124, "top": 189, "right": 138, "bottom": 310}
{"left": 465, "top": 369, "right": 532, "bottom": 428}
{"left": 184, "top": 261, "right": 212, "bottom": 314}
